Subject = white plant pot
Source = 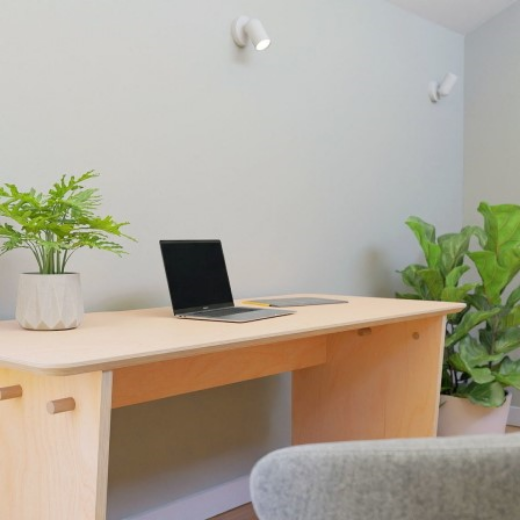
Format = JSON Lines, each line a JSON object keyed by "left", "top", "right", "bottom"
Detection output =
{"left": 437, "top": 392, "right": 512, "bottom": 436}
{"left": 15, "top": 273, "right": 84, "bottom": 331}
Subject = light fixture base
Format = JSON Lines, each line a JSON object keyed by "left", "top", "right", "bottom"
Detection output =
{"left": 231, "top": 16, "right": 249, "bottom": 47}
{"left": 429, "top": 81, "right": 440, "bottom": 103}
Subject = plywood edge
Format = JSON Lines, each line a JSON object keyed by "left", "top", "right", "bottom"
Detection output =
{"left": 95, "top": 371, "right": 113, "bottom": 520}
{"left": 0, "top": 306, "right": 460, "bottom": 377}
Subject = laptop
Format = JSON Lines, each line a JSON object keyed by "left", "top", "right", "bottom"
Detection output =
{"left": 159, "top": 240, "right": 295, "bottom": 323}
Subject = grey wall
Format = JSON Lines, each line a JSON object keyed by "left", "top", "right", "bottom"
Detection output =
{"left": 0, "top": 1, "right": 464, "bottom": 518}
{"left": 464, "top": 1, "right": 520, "bottom": 407}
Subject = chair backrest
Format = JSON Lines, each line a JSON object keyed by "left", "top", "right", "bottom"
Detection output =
{"left": 250, "top": 433, "right": 520, "bottom": 520}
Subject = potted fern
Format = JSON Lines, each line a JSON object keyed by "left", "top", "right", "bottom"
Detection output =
{"left": 0, "top": 171, "right": 134, "bottom": 330}
{"left": 397, "top": 202, "right": 520, "bottom": 435}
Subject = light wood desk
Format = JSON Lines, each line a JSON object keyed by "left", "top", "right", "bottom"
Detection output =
{"left": 0, "top": 295, "right": 463, "bottom": 520}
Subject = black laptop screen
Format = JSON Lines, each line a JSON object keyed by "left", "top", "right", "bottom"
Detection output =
{"left": 160, "top": 240, "right": 235, "bottom": 314}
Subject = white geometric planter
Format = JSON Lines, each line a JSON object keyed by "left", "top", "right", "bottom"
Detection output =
{"left": 15, "top": 273, "right": 84, "bottom": 331}
{"left": 437, "top": 392, "right": 512, "bottom": 436}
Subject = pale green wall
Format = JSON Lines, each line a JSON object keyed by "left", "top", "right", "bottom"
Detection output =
{"left": 0, "top": 1, "right": 464, "bottom": 518}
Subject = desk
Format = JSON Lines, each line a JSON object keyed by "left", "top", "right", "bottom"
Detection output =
{"left": 0, "top": 295, "right": 462, "bottom": 520}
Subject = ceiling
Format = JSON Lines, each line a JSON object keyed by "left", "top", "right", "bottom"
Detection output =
{"left": 386, "top": 0, "right": 518, "bottom": 34}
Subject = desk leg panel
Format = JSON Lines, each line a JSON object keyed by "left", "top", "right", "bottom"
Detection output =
{"left": 0, "top": 368, "right": 112, "bottom": 520}
{"left": 292, "top": 316, "right": 446, "bottom": 444}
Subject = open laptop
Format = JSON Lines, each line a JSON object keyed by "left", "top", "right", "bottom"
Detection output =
{"left": 159, "top": 240, "right": 295, "bottom": 323}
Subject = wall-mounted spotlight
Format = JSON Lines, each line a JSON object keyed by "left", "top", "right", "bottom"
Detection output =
{"left": 231, "top": 16, "right": 271, "bottom": 51}
{"left": 429, "top": 73, "right": 458, "bottom": 103}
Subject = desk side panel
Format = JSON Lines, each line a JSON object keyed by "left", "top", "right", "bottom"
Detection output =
{"left": 0, "top": 368, "right": 112, "bottom": 520}
{"left": 293, "top": 316, "right": 446, "bottom": 443}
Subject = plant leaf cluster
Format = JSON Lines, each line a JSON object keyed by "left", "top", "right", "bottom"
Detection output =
{"left": 0, "top": 171, "right": 135, "bottom": 274}
{"left": 397, "top": 202, "right": 520, "bottom": 407}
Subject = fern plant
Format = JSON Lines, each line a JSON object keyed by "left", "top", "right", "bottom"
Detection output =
{"left": 0, "top": 171, "right": 135, "bottom": 274}
{"left": 398, "top": 202, "right": 520, "bottom": 407}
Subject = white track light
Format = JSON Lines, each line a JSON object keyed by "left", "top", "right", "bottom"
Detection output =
{"left": 231, "top": 16, "right": 271, "bottom": 51}
{"left": 429, "top": 73, "right": 458, "bottom": 103}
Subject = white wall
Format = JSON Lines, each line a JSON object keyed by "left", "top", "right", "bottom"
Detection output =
{"left": 464, "top": 2, "right": 520, "bottom": 211}
{"left": 0, "top": 1, "right": 464, "bottom": 518}
{"left": 464, "top": 1, "right": 520, "bottom": 409}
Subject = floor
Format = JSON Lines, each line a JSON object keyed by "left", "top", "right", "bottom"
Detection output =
{"left": 210, "top": 503, "right": 258, "bottom": 520}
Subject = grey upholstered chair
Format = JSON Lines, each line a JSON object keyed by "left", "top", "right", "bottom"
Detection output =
{"left": 250, "top": 433, "right": 520, "bottom": 520}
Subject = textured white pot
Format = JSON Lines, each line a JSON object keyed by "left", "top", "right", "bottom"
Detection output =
{"left": 15, "top": 273, "right": 84, "bottom": 331}
{"left": 437, "top": 393, "right": 512, "bottom": 436}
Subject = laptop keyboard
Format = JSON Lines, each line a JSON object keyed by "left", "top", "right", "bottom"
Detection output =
{"left": 194, "top": 307, "right": 257, "bottom": 318}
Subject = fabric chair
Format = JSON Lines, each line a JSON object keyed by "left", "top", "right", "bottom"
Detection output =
{"left": 250, "top": 433, "right": 520, "bottom": 520}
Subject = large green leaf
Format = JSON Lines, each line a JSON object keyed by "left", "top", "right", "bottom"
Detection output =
{"left": 447, "top": 351, "right": 495, "bottom": 384}
{"left": 476, "top": 202, "right": 497, "bottom": 252}
{"left": 458, "top": 336, "right": 504, "bottom": 367}
{"left": 417, "top": 268, "right": 444, "bottom": 301}
{"left": 494, "top": 328, "right": 520, "bottom": 354}
{"left": 447, "top": 353, "right": 467, "bottom": 373}
{"left": 472, "top": 226, "right": 488, "bottom": 249}
{"left": 467, "top": 251, "right": 510, "bottom": 303}
{"left": 506, "top": 286, "right": 520, "bottom": 307}
{"left": 478, "top": 329, "right": 494, "bottom": 350}
{"left": 445, "top": 265, "right": 470, "bottom": 288}
{"left": 447, "top": 306, "right": 469, "bottom": 326}
{"left": 445, "top": 309, "right": 500, "bottom": 348}
{"left": 467, "top": 381, "right": 506, "bottom": 407}
{"left": 496, "top": 357, "right": 520, "bottom": 390}
{"left": 406, "top": 217, "right": 441, "bottom": 269}
{"left": 438, "top": 227, "right": 478, "bottom": 275}
{"left": 395, "top": 293, "right": 423, "bottom": 300}
{"left": 478, "top": 202, "right": 520, "bottom": 256}
{"left": 469, "top": 367, "right": 496, "bottom": 384}
{"left": 476, "top": 203, "right": 520, "bottom": 289}
{"left": 500, "top": 306, "right": 520, "bottom": 329}
{"left": 465, "top": 292, "right": 492, "bottom": 312}
{"left": 451, "top": 385, "right": 471, "bottom": 398}
{"left": 441, "top": 283, "right": 477, "bottom": 303}
{"left": 497, "top": 247, "right": 520, "bottom": 287}
{"left": 398, "top": 264, "right": 428, "bottom": 296}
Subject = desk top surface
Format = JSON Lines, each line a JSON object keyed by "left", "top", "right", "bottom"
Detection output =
{"left": 0, "top": 295, "right": 463, "bottom": 375}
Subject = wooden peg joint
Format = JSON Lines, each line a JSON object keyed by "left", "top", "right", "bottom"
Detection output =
{"left": 412, "top": 332, "right": 420, "bottom": 340}
{"left": 47, "top": 397, "right": 76, "bottom": 415}
{"left": 357, "top": 327, "right": 372, "bottom": 337}
{"left": 0, "top": 385, "right": 23, "bottom": 401}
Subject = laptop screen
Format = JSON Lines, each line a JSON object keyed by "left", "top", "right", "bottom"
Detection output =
{"left": 160, "top": 240, "right": 235, "bottom": 314}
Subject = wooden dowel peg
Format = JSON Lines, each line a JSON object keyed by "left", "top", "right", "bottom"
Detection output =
{"left": 0, "top": 385, "right": 23, "bottom": 401}
{"left": 412, "top": 332, "right": 421, "bottom": 340}
{"left": 357, "top": 328, "right": 372, "bottom": 337}
{"left": 47, "top": 397, "right": 76, "bottom": 415}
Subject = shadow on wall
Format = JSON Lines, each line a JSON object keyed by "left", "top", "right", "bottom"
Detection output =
{"left": 360, "top": 248, "right": 396, "bottom": 297}
{"left": 0, "top": 250, "right": 35, "bottom": 320}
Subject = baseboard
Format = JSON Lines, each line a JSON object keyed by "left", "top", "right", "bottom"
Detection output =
{"left": 125, "top": 475, "right": 250, "bottom": 520}
{"left": 508, "top": 405, "right": 520, "bottom": 427}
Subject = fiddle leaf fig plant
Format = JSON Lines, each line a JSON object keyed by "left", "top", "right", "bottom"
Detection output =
{"left": 0, "top": 171, "right": 135, "bottom": 274}
{"left": 397, "top": 202, "right": 520, "bottom": 408}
